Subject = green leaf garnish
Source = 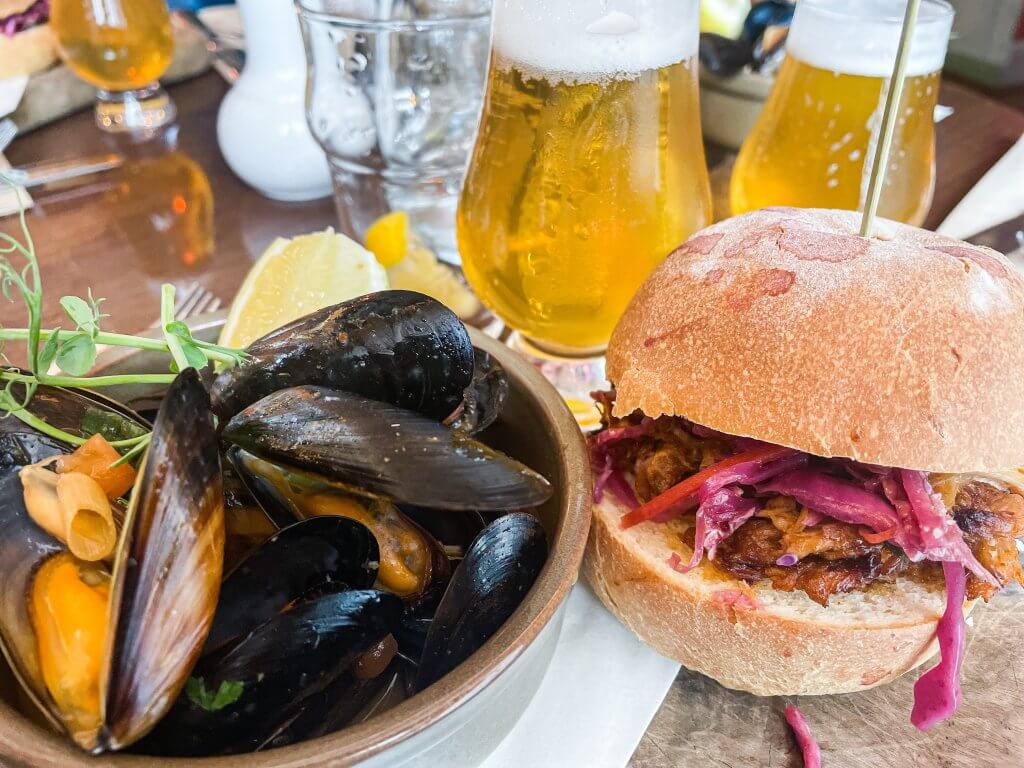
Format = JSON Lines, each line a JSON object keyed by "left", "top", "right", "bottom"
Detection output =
{"left": 54, "top": 333, "right": 97, "bottom": 376}
{"left": 60, "top": 296, "right": 96, "bottom": 335}
{"left": 38, "top": 329, "right": 60, "bottom": 371}
{"left": 186, "top": 676, "right": 245, "bottom": 712}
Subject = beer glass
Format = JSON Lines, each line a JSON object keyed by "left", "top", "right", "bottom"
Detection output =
{"left": 458, "top": 0, "right": 711, "bottom": 419}
{"left": 51, "top": 0, "right": 176, "bottom": 133}
{"left": 731, "top": 0, "right": 954, "bottom": 225}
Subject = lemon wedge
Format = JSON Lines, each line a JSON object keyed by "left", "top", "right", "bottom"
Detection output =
{"left": 219, "top": 229, "right": 389, "bottom": 349}
{"left": 364, "top": 212, "right": 482, "bottom": 320}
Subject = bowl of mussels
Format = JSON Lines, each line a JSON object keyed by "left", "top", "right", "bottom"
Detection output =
{"left": 0, "top": 290, "right": 591, "bottom": 767}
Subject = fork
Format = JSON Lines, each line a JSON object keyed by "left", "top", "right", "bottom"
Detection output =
{"left": 173, "top": 282, "right": 223, "bottom": 320}
{"left": 0, "top": 119, "right": 17, "bottom": 154}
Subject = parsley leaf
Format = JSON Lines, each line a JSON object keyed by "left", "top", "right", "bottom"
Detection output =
{"left": 186, "top": 676, "right": 245, "bottom": 712}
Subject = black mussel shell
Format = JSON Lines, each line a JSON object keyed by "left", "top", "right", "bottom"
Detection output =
{"left": 451, "top": 348, "right": 509, "bottom": 435}
{"left": 210, "top": 290, "right": 474, "bottom": 423}
{"left": 261, "top": 661, "right": 405, "bottom": 750}
{"left": 223, "top": 386, "right": 553, "bottom": 511}
{"left": 416, "top": 513, "right": 548, "bottom": 691}
{"left": 138, "top": 589, "right": 402, "bottom": 757}
{"left": 205, "top": 516, "right": 380, "bottom": 653}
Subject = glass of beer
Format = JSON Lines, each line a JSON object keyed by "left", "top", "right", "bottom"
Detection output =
{"left": 731, "top": 0, "right": 954, "bottom": 225}
{"left": 51, "top": 0, "right": 176, "bottom": 133}
{"left": 458, "top": 0, "right": 711, "bottom": 422}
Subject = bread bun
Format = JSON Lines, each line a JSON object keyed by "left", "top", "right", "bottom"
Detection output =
{"left": 607, "top": 207, "right": 1024, "bottom": 474}
{"left": 0, "top": 23, "right": 58, "bottom": 79}
{"left": 583, "top": 493, "right": 975, "bottom": 696}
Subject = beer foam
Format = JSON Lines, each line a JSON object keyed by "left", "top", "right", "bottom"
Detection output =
{"left": 787, "top": 0, "right": 953, "bottom": 78}
{"left": 492, "top": 0, "right": 699, "bottom": 83}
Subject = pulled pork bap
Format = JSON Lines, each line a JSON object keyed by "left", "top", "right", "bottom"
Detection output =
{"left": 584, "top": 207, "right": 1024, "bottom": 731}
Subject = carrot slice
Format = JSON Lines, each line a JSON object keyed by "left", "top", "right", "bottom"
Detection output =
{"left": 55, "top": 434, "right": 137, "bottom": 501}
{"left": 620, "top": 444, "right": 791, "bottom": 529}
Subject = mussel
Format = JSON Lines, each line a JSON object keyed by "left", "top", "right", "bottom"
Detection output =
{"left": 210, "top": 290, "right": 474, "bottom": 423}
{"left": 416, "top": 513, "right": 548, "bottom": 690}
{"left": 222, "top": 386, "right": 552, "bottom": 511}
{"left": 227, "top": 447, "right": 451, "bottom": 601}
{"left": 205, "top": 516, "right": 381, "bottom": 652}
{"left": 451, "top": 347, "right": 509, "bottom": 435}
{"left": 139, "top": 516, "right": 400, "bottom": 756}
{"left": 0, "top": 369, "right": 224, "bottom": 752}
{"left": 139, "top": 589, "right": 403, "bottom": 756}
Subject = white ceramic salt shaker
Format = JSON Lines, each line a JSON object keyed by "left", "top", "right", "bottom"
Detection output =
{"left": 216, "top": 0, "right": 332, "bottom": 201}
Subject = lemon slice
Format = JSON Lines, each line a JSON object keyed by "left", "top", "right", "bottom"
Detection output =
{"left": 364, "top": 212, "right": 482, "bottom": 319}
{"left": 219, "top": 229, "right": 389, "bottom": 349}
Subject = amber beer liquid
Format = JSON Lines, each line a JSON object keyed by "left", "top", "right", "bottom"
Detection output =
{"left": 731, "top": 0, "right": 954, "bottom": 226}
{"left": 458, "top": 0, "right": 711, "bottom": 353}
{"left": 51, "top": 0, "right": 174, "bottom": 91}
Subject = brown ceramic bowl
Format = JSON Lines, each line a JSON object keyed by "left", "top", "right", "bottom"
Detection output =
{"left": 0, "top": 321, "right": 592, "bottom": 768}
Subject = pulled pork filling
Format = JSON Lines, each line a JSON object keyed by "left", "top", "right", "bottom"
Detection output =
{"left": 594, "top": 396, "right": 1024, "bottom": 606}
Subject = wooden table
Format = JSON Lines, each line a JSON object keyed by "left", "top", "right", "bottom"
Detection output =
{"left": 3, "top": 72, "right": 1023, "bottom": 346}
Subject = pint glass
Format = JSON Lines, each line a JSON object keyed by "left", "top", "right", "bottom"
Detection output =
{"left": 458, "top": 0, "right": 711, "bottom": 363}
{"left": 731, "top": 0, "right": 954, "bottom": 226}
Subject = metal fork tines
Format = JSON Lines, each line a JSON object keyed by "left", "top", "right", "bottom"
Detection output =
{"left": 173, "top": 282, "right": 222, "bottom": 320}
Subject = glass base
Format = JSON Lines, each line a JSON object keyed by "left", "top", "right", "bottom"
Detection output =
{"left": 95, "top": 83, "right": 177, "bottom": 135}
{"left": 509, "top": 333, "right": 608, "bottom": 431}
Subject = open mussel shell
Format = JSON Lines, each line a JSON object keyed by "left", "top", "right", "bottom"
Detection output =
{"left": 223, "top": 386, "right": 553, "bottom": 511}
{"left": 0, "top": 371, "right": 224, "bottom": 753}
{"left": 416, "top": 513, "right": 548, "bottom": 691}
{"left": 100, "top": 368, "right": 225, "bottom": 751}
{"left": 210, "top": 290, "right": 474, "bottom": 423}
{"left": 205, "top": 516, "right": 380, "bottom": 653}
{"left": 450, "top": 347, "right": 509, "bottom": 436}
{"left": 0, "top": 431, "right": 82, "bottom": 740}
{"left": 227, "top": 446, "right": 450, "bottom": 601}
{"left": 138, "top": 589, "right": 403, "bottom": 757}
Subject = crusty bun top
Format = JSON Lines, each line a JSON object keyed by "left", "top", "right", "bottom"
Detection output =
{"left": 607, "top": 207, "right": 1024, "bottom": 474}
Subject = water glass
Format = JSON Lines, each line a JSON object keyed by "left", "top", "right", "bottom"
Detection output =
{"left": 297, "top": 0, "right": 492, "bottom": 264}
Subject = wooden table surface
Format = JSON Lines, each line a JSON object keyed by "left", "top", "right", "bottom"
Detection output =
{"left": 2, "top": 71, "right": 1023, "bottom": 349}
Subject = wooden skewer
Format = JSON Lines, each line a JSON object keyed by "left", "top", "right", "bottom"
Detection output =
{"left": 859, "top": 0, "right": 923, "bottom": 238}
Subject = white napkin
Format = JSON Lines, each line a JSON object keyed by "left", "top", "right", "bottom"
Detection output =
{"left": 483, "top": 585, "right": 680, "bottom": 768}
{"left": 0, "top": 75, "right": 32, "bottom": 216}
{"left": 937, "top": 133, "right": 1024, "bottom": 241}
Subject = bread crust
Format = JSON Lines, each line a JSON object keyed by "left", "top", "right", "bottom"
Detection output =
{"left": 0, "top": 24, "right": 58, "bottom": 80}
{"left": 581, "top": 493, "right": 979, "bottom": 696}
{"left": 607, "top": 207, "right": 1024, "bottom": 474}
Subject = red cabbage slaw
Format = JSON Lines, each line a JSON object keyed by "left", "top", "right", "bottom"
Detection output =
{"left": 588, "top": 408, "right": 998, "bottom": 730}
{"left": 2, "top": 0, "right": 48, "bottom": 37}
{"left": 911, "top": 561, "right": 967, "bottom": 731}
{"left": 784, "top": 704, "right": 822, "bottom": 768}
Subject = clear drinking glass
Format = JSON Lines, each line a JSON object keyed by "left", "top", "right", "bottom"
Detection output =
{"left": 731, "top": 0, "right": 954, "bottom": 225}
{"left": 297, "top": 0, "right": 492, "bottom": 265}
{"left": 51, "top": 0, "right": 177, "bottom": 134}
{"left": 457, "top": 0, "right": 711, "bottom": 424}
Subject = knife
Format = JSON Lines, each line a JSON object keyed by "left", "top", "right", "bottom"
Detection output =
{"left": 4, "top": 155, "right": 125, "bottom": 188}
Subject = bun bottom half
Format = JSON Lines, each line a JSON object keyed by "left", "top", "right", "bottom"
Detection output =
{"left": 583, "top": 494, "right": 972, "bottom": 696}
